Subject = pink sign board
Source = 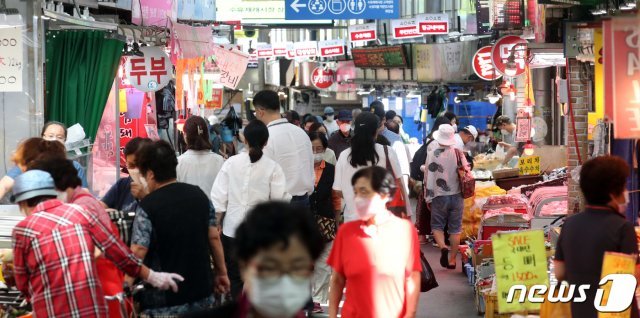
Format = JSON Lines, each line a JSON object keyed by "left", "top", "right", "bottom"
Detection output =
{"left": 132, "top": 0, "right": 173, "bottom": 27}
{"left": 213, "top": 45, "right": 249, "bottom": 89}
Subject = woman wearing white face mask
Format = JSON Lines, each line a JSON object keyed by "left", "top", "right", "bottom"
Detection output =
{"left": 554, "top": 156, "right": 640, "bottom": 318}
{"left": 328, "top": 166, "right": 421, "bottom": 318}
{"left": 308, "top": 132, "right": 341, "bottom": 313}
{"left": 185, "top": 202, "right": 325, "bottom": 318}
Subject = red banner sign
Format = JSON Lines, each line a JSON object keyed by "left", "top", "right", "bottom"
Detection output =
{"left": 610, "top": 17, "right": 640, "bottom": 138}
{"left": 417, "top": 13, "right": 449, "bottom": 35}
{"left": 348, "top": 23, "right": 377, "bottom": 42}
{"left": 391, "top": 18, "right": 420, "bottom": 39}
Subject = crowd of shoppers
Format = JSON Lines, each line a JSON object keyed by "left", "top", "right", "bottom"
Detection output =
{"left": 5, "top": 89, "right": 636, "bottom": 318}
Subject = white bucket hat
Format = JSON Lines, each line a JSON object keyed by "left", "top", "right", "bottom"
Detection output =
{"left": 434, "top": 124, "right": 456, "bottom": 146}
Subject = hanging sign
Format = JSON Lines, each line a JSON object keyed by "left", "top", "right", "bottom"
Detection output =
{"left": 132, "top": 0, "right": 173, "bottom": 27}
{"left": 348, "top": 23, "right": 377, "bottom": 42}
{"left": 124, "top": 46, "right": 173, "bottom": 92}
{"left": 518, "top": 156, "right": 540, "bottom": 176}
{"left": 611, "top": 17, "right": 640, "bottom": 139}
{"left": 472, "top": 45, "right": 502, "bottom": 81}
{"left": 318, "top": 40, "right": 345, "bottom": 57}
{"left": 352, "top": 45, "right": 408, "bottom": 69}
{"left": 311, "top": 67, "right": 335, "bottom": 89}
{"left": 391, "top": 18, "right": 420, "bottom": 39}
{"left": 492, "top": 230, "right": 548, "bottom": 313}
{"left": 273, "top": 42, "right": 292, "bottom": 57}
{"left": 417, "top": 13, "right": 449, "bottom": 35}
{"left": 293, "top": 41, "right": 318, "bottom": 58}
{"left": 212, "top": 45, "right": 250, "bottom": 89}
{"left": 256, "top": 43, "right": 274, "bottom": 58}
{"left": 0, "top": 26, "right": 22, "bottom": 92}
{"left": 207, "top": 88, "right": 224, "bottom": 109}
{"left": 492, "top": 35, "right": 528, "bottom": 77}
{"left": 285, "top": 0, "right": 400, "bottom": 20}
{"left": 515, "top": 117, "right": 532, "bottom": 142}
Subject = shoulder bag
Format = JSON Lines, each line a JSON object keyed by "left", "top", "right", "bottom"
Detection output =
{"left": 454, "top": 149, "right": 475, "bottom": 199}
{"left": 383, "top": 145, "right": 409, "bottom": 218}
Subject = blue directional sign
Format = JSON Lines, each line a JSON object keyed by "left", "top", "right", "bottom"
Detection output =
{"left": 285, "top": 0, "right": 400, "bottom": 20}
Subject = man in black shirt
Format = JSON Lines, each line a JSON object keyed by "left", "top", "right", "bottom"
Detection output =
{"left": 328, "top": 110, "right": 353, "bottom": 159}
{"left": 130, "top": 140, "right": 230, "bottom": 316}
{"left": 555, "top": 156, "right": 639, "bottom": 318}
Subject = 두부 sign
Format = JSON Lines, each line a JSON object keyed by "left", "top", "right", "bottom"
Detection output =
{"left": 610, "top": 17, "right": 640, "bottom": 139}
{"left": 124, "top": 46, "right": 173, "bottom": 92}
{"left": 0, "top": 26, "right": 23, "bottom": 92}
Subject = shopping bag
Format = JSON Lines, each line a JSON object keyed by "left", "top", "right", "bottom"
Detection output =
{"left": 383, "top": 145, "right": 409, "bottom": 218}
{"left": 455, "top": 149, "right": 475, "bottom": 199}
{"left": 420, "top": 251, "right": 438, "bottom": 292}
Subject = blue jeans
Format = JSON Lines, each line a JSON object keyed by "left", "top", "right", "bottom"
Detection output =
{"left": 430, "top": 194, "right": 464, "bottom": 234}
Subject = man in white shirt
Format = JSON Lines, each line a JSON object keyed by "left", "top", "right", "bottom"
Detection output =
{"left": 252, "top": 90, "right": 315, "bottom": 208}
{"left": 323, "top": 107, "right": 339, "bottom": 136}
{"left": 454, "top": 125, "right": 478, "bottom": 151}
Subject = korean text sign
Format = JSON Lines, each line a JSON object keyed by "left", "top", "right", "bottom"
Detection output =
{"left": 492, "top": 230, "right": 549, "bottom": 313}
{"left": 213, "top": 45, "right": 249, "bottom": 89}
{"left": 599, "top": 252, "right": 636, "bottom": 318}
{"left": 0, "top": 26, "right": 23, "bottom": 92}
{"left": 124, "top": 47, "right": 173, "bottom": 92}
{"left": 610, "top": 17, "right": 640, "bottom": 139}
{"left": 518, "top": 156, "right": 540, "bottom": 176}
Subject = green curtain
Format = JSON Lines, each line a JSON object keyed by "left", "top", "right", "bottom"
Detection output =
{"left": 45, "top": 30, "right": 124, "bottom": 141}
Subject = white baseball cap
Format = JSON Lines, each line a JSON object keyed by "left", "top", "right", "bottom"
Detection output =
{"left": 434, "top": 124, "right": 456, "bottom": 146}
{"left": 461, "top": 125, "right": 478, "bottom": 139}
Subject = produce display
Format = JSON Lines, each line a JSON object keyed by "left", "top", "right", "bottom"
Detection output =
{"left": 473, "top": 153, "right": 504, "bottom": 171}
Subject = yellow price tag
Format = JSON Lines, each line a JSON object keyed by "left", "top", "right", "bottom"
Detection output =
{"left": 598, "top": 252, "right": 636, "bottom": 318}
{"left": 492, "top": 230, "right": 549, "bottom": 313}
{"left": 519, "top": 156, "right": 540, "bottom": 176}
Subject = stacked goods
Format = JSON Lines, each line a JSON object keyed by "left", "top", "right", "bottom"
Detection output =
{"left": 461, "top": 182, "right": 507, "bottom": 241}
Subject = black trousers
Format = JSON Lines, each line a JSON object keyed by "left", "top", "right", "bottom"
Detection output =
{"left": 221, "top": 234, "right": 243, "bottom": 300}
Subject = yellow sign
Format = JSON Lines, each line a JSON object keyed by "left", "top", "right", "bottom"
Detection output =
{"left": 598, "top": 252, "right": 636, "bottom": 318}
{"left": 519, "top": 156, "right": 541, "bottom": 176}
{"left": 588, "top": 27, "right": 604, "bottom": 140}
{"left": 118, "top": 89, "right": 128, "bottom": 113}
{"left": 492, "top": 230, "right": 549, "bottom": 313}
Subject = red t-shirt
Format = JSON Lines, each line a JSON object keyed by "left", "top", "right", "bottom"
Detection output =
{"left": 327, "top": 215, "right": 421, "bottom": 318}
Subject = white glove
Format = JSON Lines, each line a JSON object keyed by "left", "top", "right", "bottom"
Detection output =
{"left": 145, "top": 270, "right": 184, "bottom": 292}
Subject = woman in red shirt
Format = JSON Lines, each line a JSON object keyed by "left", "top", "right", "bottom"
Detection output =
{"left": 328, "top": 166, "right": 422, "bottom": 318}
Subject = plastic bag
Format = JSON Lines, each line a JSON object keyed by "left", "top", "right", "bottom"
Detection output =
{"left": 420, "top": 251, "right": 438, "bottom": 292}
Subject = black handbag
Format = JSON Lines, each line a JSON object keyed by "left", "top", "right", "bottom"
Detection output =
{"left": 420, "top": 251, "right": 438, "bottom": 292}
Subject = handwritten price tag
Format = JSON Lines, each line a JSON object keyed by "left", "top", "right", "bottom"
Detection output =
{"left": 212, "top": 45, "right": 249, "bottom": 89}
{"left": 518, "top": 156, "right": 540, "bottom": 176}
{"left": 0, "top": 26, "right": 23, "bottom": 92}
{"left": 492, "top": 230, "right": 549, "bottom": 313}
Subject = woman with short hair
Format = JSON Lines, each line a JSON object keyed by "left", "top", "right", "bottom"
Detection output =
{"left": 328, "top": 166, "right": 421, "bottom": 318}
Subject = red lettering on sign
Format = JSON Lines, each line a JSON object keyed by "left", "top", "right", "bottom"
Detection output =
{"left": 149, "top": 57, "right": 167, "bottom": 82}
{"left": 129, "top": 58, "right": 147, "bottom": 85}
{"left": 350, "top": 30, "right": 376, "bottom": 41}
{"left": 394, "top": 26, "right": 419, "bottom": 38}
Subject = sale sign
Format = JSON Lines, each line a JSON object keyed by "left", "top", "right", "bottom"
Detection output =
{"left": 256, "top": 43, "right": 273, "bottom": 58}
{"left": 318, "top": 40, "right": 345, "bottom": 57}
{"left": 348, "top": 23, "right": 377, "bottom": 42}
{"left": 124, "top": 46, "right": 173, "bottom": 92}
{"left": 417, "top": 13, "right": 449, "bottom": 35}
{"left": 207, "top": 88, "right": 223, "bottom": 109}
{"left": 472, "top": 46, "right": 502, "bottom": 81}
{"left": 273, "top": 42, "right": 292, "bottom": 57}
{"left": 610, "top": 17, "right": 640, "bottom": 139}
{"left": 391, "top": 18, "right": 420, "bottom": 39}
{"left": 293, "top": 41, "right": 318, "bottom": 58}
{"left": 311, "top": 67, "right": 335, "bottom": 89}
{"left": 492, "top": 35, "right": 528, "bottom": 77}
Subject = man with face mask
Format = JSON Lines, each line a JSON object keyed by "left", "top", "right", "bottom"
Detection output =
{"left": 11, "top": 170, "right": 184, "bottom": 318}
{"left": 130, "top": 140, "right": 230, "bottom": 316}
{"left": 454, "top": 125, "right": 478, "bottom": 151}
{"left": 554, "top": 156, "right": 639, "bottom": 318}
{"left": 495, "top": 115, "right": 524, "bottom": 165}
{"left": 323, "top": 107, "right": 339, "bottom": 136}
{"left": 328, "top": 110, "right": 353, "bottom": 160}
